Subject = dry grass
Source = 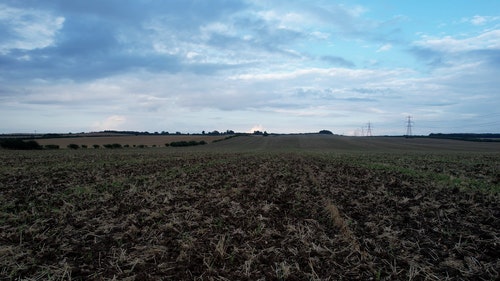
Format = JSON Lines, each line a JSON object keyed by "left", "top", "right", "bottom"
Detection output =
{"left": 325, "top": 203, "right": 362, "bottom": 254}
{"left": 0, "top": 146, "right": 498, "bottom": 280}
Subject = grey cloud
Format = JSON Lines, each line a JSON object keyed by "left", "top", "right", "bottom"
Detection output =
{"left": 56, "top": 18, "right": 119, "bottom": 57}
{"left": 422, "top": 101, "right": 457, "bottom": 107}
{"left": 344, "top": 97, "right": 377, "bottom": 102}
{"left": 294, "top": 88, "right": 377, "bottom": 102}
{"left": 408, "top": 47, "right": 448, "bottom": 68}
{"left": 0, "top": 22, "right": 16, "bottom": 42}
{"left": 256, "top": 31, "right": 304, "bottom": 56}
{"left": 0, "top": 0, "right": 379, "bottom": 84}
{"left": 370, "top": 28, "right": 407, "bottom": 46}
{"left": 303, "top": 4, "right": 363, "bottom": 34}
{"left": 0, "top": 47, "right": 182, "bottom": 81}
{"left": 178, "top": 91, "right": 273, "bottom": 111}
{"left": 207, "top": 33, "right": 244, "bottom": 49}
{"left": 320, "top": 55, "right": 355, "bottom": 68}
{"left": 6, "top": 0, "right": 248, "bottom": 25}
{"left": 0, "top": 1, "right": 250, "bottom": 81}
{"left": 228, "top": 16, "right": 306, "bottom": 57}
{"left": 467, "top": 49, "right": 500, "bottom": 67}
{"left": 352, "top": 88, "right": 399, "bottom": 97}
{"left": 410, "top": 46, "right": 500, "bottom": 71}
{"left": 409, "top": 38, "right": 500, "bottom": 70}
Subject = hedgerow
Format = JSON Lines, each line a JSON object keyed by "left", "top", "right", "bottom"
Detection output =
{"left": 169, "top": 140, "right": 207, "bottom": 147}
{"left": 0, "top": 139, "right": 42, "bottom": 150}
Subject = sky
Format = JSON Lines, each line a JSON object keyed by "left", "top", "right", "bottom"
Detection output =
{"left": 1, "top": 0, "right": 499, "bottom": 135}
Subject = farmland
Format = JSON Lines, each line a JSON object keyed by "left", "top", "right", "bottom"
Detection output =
{"left": 1, "top": 135, "right": 499, "bottom": 280}
{"left": 35, "top": 135, "right": 229, "bottom": 148}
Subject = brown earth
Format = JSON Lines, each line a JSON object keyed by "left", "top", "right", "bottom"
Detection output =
{"left": 0, "top": 136, "right": 499, "bottom": 280}
{"left": 35, "top": 135, "right": 228, "bottom": 147}
{"left": 207, "top": 134, "right": 500, "bottom": 153}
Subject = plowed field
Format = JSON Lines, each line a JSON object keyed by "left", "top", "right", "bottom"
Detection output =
{"left": 35, "top": 135, "right": 227, "bottom": 147}
{"left": 1, "top": 136, "right": 499, "bottom": 280}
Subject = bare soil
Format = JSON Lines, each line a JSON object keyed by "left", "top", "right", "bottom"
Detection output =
{"left": 35, "top": 135, "right": 228, "bottom": 147}
{"left": 1, "top": 136, "right": 499, "bottom": 280}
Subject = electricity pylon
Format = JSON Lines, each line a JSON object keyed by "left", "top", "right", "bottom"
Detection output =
{"left": 405, "top": 116, "right": 413, "bottom": 137}
{"left": 366, "top": 122, "right": 372, "bottom": 137}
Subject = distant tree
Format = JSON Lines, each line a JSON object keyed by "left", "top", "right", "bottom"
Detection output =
{"left": 0, "top": 139, "right": 42, "bottom": 150}
{"left": 319, "top": 130, "right": 333, "bottom": 135}
{"left": 263, "top": 131, "right": 269, "bottom": 136}
{"left": 67, "top": 144, "right": 79, "bottom": 149}
{"left": 44, "top": 144, "right": 60, "bottom": 150}
{"left": 42, "top": 133, "right": 63, "bottom": 138}
{"left": 253, "top": 130, "right": 263, "bottom": 135}
{"left": 170, "top": 140, "right": 207, "bottom": 147}
{"left": 93, "top": 144, "right": 100, "bottom": 149}
{"left": 24, "top": 140, "right": 42, "bottom": 149}
{"left": 81, "top": 145, "right": 88, "bottom": 149}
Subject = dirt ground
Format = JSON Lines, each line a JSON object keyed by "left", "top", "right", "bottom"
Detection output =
{"left": 35, "top": 135, "right": 228, "bottom": 147}
{"left": 0, "top": 139, "right": 499, "bottom": 280}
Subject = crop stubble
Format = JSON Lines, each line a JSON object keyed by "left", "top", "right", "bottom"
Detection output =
{"left": 0, "top": 148, "right": 499, "bottom": 280}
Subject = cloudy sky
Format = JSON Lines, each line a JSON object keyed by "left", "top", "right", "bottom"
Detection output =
{"left": 1, "top": 0, "right": 499, "bottom": 135}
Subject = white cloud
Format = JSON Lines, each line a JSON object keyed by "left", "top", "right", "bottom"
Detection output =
{"left": 376, "top": 43, "right": 392, "bottom": 52}
{"left": 256, "top": 10, "right": 305, "bottom": 29}
{"left": 200, "top": 22, "right": 235, "bottom": 37}
{"left": 0, "top": 1, "right": 498, "bottom": 135}
{"left": 471, "top": 15, "right": 487, "bottom": 25}
{"left": 310, "top": 31, "right": 330, "bottom": 40}
{"left": 463, "top": 15, "right": 500, "bottom": 26}
{"left": 0, "top": 4, "right": 64, "bottom": 54}
{"left": 230, "top": 67, "right": 412, "bottom": 85}
{"left": 93, "top": 115, "right": 127, "bottom": 131}
{"left": 344, "top": 4, "right": 367, "bottom": 17}
{"left": 416, "top": 29, "right": 500, "bottom": 53}
{"left": 271, "top": 107, "right": 332, "bottom": 117}
{"left": 186, "top": 51, "right": 200, "bottom": 59}
{"left": 249, "top": 124, "right": 265, "bottom": 133}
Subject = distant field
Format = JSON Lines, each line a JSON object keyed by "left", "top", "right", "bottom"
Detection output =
{"left": 32, "top": 134, "right": 500, "bottom": 152}
{"left": 1, "top": 135, "right": 499, "bottom": 279}
{"left": 35, "top": 135, "right": 228, "bottom": 147}
{"left": 206, "top": 134, "right": 500, "bottom": 153}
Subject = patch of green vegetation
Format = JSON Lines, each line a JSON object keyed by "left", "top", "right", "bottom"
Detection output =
{"left": 343, "top": 153, "right": 500, "bottom": 193}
